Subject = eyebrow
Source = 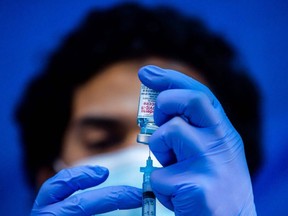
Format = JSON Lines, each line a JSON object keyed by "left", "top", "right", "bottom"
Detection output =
{"left": 75, "top": 116, "right": 128, "bottom": 129}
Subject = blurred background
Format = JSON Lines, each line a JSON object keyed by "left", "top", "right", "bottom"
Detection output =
{"left": 0, "top": 0, "right": 287, "bottom": 215}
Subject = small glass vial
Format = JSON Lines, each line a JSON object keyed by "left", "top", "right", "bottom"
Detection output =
{"left": 137, "top": 83, "right": 159, "bottom": 144}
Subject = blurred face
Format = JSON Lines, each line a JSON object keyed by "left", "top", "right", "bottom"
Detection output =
{"left": 36, "top": 58, "right": 208, "bottom": 187}
{"left": 60, "top": 58, "right": 207, "bottom": 166}
{"left": 61, "top": 60, "right": 141, "bottom": 165}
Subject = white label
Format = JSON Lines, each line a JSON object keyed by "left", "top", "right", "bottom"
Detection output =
{"left": 137, "top": 84, "right": 159, "bottom": 117}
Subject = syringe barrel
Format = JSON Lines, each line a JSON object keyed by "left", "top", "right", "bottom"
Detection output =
{"left": 142, "top": 191, "right": 156, "bottom": 216}
{"left": 140, "top": 156, "right": 157, "bottom": 216}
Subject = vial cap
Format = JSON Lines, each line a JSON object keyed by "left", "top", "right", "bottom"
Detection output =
{"left": 137, "top": 133, "right": 150, "bottom": 144}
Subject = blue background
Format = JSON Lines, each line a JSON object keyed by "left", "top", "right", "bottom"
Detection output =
{"left": 1, "top": 0, "right": 287, "bottom": 215}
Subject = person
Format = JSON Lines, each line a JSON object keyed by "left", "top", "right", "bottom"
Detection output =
{"left": 15, "top": 3, "right": 262, "bottom": 215}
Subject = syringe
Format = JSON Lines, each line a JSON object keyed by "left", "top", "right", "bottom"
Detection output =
{"left": 140, "top": 154, "right": 157, "bottom": 216}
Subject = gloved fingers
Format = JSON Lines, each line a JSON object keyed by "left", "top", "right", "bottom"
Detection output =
{"left": 149, "top": 116, "right": 204, "bottom": 166}
{"left": 73, "top": 185, "right": 142, "bottom": 215}
{"left": 154, "top": 89, "right": 224, "bottom": 128}
{"left": 150, "top": 168, "right": 176, "bottom": 211}
{"left": 31, "top": 186, "right": 142, "bottom": 216}
{"left": 150, "top": 162, "right": 211, "bottom": 215}
{"left": 150, "top": 164, "right": 185, "bottom": 211}
{"left": 35, "top": 165, "right": 109, "bottom": 206}
{"left": 138, "top": 65, "right": 216, "bottom": 102}
{"left": 172, "top": 186, "right": 211, "bottom": 215}
{"left": 150, "top": 159, "right": 202, "bottom": 196}
{"left": 154, "top": 193, "right": 174, "bottom": 211}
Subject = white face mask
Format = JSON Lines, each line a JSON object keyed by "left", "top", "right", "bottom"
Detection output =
{"left": 54, "top": 144, "right": 173, "bottom": 216}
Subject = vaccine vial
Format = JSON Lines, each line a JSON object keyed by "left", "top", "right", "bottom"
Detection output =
{"left": 137, "top": 83, "right": 159, "bottom": 144}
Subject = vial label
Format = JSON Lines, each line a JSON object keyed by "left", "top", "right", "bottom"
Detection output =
{"left": 137, "top": 84, "right": 159, "bottom": 118}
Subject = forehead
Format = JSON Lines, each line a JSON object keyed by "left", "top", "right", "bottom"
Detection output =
{"left": 72, "top": 61, "right": 141, "bottom": 123}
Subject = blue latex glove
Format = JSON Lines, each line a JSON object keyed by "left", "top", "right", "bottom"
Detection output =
{"left": 139, "top": 65, "right": 256, "bottom": 215}
{"left": 31, "top": 165, "right": 142, "bottom": 215}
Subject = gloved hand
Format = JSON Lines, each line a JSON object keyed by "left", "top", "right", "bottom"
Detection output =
{"left": 31, "top": 165, "right": 142, "bottom": 215}
{"left": 139, "top": 65, "right": 256, "bottom": 215}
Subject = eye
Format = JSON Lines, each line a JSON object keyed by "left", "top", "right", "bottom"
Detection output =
{"left": 78, "top": 126, "right": 108, "bottom": 147}
{"left": 73, "top": 117, "right": 128, "bottom": 151}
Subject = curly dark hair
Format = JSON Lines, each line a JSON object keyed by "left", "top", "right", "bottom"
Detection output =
{"left": 15, "top": 2, "right": 262, "bottom": 189}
